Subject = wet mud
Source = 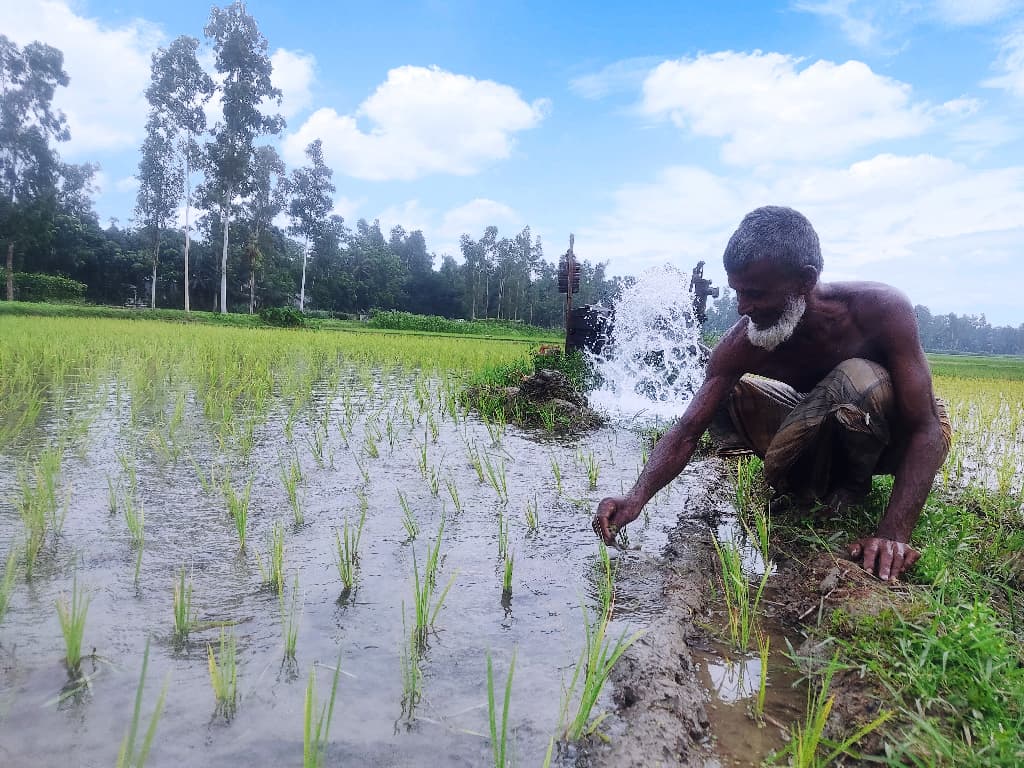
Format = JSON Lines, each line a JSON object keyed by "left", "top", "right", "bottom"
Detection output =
{"left": 590, "top": 458, "right": 892, "bottom": 767}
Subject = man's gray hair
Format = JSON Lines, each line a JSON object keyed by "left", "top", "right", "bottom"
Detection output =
{"left": 723, "top": 206, "right": 823, "bottom": 275}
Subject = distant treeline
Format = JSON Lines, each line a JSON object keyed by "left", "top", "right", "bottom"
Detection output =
{"left": 703, "top": 289, "right": 1024, "bottom": 356}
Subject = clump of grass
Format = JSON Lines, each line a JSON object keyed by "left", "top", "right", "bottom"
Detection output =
{"left": 754, "top": 627, "right": 770, "bottom": 722}
{"left": 400, "top": 604, "right": 423, "bottom": 718}
{"left": 398, "top": 491, "right": 418, "bottom": 540}
{"left": 772, "top": 658, "right": 891, "bottom": 767}
{"left": 734, "top": 454, "right": 764, "bottom": 515}
{"left": 445, "top": 476, "right": 461, "bottom": 512}
{"left": 0, "top": 546, "right": 20, "bottom": 624}
{"left": 482, "top": 452, "right": 509, "bottom": 503}
{"left": 581, "top": 450, "right": 600, "bottom": 489}
{"left": 172, "top": 566, "right": 196, "bottom": 644}
{"left": 563, "top": 600, "right": 642, "bottom": 740}
{"left": 124, "top": 493, "right": 145, "bottom": 549}
{"left": 279, "top": 454, "right": 304, "bottom": 525}
{"left": 501, "top": 553, "right": 514, "bottom": 599}
{"left": 207, "top": 629, "right": 239, "bottom": 719}
{"left": 549, "top": 456, "right": 562, "bottom": 496}
{"left": 334, "top": 507, "right": 367, "bottom": 592}
{"left": 410, "top": 518, "right": 455, "bottom": 647}
{"left": 255, "top": 520, "right": 286, "bottom": 593}
{"left": 712, "top": 533, "right": 769, "bottom": 652}
{"left": 223, "top": 475, "right": 253, "bottom": 551}
{"left": 303, "top": 658, "right": 341, "bottom": 768}
{"left": 280, "top": 574, "right": 301, "bottom": 662}
{"left": 116, "top": 638, "right": 168, "bottom": 768}
{"left": 487, "top": 647, "right": 517, "bottom": 768}
{"left": 56, "top": 570, "right": 91, "bottom": 674}
{"left": 524, "top": 496, "right": 539, "bottom": 533}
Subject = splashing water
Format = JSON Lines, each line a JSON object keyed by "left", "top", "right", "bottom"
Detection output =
{"left": 588, "top": 264, "right": 706, "bottom": 421}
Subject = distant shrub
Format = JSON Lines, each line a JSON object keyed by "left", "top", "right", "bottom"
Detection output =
{"left": 259, "top": 306, "right": 305, "bottom": 328}
{"left": 13, "top": 272, "right": 87, "bottom": 303}
{"left": 368, "top": 310, "right": 554, "bottom": 338}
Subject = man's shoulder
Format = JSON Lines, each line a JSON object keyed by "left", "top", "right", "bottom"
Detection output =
{"left": 825, "top": 280, "right": 913, "bottom": 320}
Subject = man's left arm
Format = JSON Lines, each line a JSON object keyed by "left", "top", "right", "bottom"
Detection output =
{"left": 849, "top": 295, "right": 949, "bottom": 580}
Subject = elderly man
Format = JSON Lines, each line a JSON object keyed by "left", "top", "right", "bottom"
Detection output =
{"left": 593, "top": 206, "right": 951, "bottom": 581}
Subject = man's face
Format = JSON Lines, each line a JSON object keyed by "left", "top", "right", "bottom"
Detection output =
{"left": 726, "top": 260, "right": 805, "bottom": 330}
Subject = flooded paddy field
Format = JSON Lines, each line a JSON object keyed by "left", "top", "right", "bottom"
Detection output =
{"left": 1, "top": 315, "right": 762, "bottom": 767}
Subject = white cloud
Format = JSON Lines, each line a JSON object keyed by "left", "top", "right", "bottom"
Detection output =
{"left": 439, "top": 198, "right": 521, "bottom": 238}
{"left": 641, "top": 51, "right": 935, "bottom": 166}
{"left": 930, "top": 0, "right": 1024, "bottom": 26}
{"left": 569, "top": 57, "right": 666, "bottom": 99}
{"left": 115, "top": 175, "right": 140, "bottom": 193}
{"left": 0, "top": 0, "right": 162, "bottom": 156}
{"left": 578, "top": 155, "right": 1024, "bottom": 321}
{"left": 283, "top": 65, "right": 547, "bottom": 180}
{"left": 984, "top": 28, "right": 1024, "bottom": 98}
{"left": 792, "top": 1, "right": 881, "bottom": 48}
{"left": 271, "top": 48, "right": 315, "bottom": 121}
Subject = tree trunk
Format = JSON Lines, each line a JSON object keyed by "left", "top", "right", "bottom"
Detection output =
{"left": 151, "top": 228, "right": 160, "bottom": 309}
{"left": 299, "top": 241, "right": 308, "bottom": 311}
{"left": 249, "top": 246, "right": 256, "bottom": 314}
{"left": 220, "top": 203, "right": 229, "bottom": 315}
{"left": 5, "top": 242, "right": 13, "bottom": 301}
{"left": 184, "top": 151, "right": 192, "bottom": 313}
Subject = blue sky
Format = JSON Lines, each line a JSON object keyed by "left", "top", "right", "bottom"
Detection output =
{"left": 4, "top": 0, "right": 1024, "bottom": 323}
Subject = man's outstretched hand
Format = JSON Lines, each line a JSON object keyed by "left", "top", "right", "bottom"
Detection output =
{"left": 592, "top": 496, "right": 642, "bottom": 546}
{"left": 848, "top": 537, "right": 920, "bottom": 581}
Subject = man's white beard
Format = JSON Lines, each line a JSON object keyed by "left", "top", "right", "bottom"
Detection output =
{"left": 746, "top": 295, "right": 806, "bottom": 351}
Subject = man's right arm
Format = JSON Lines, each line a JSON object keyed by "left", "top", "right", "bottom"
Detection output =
{"left": 593, "top": 343, "right": 744, "bottom": 544}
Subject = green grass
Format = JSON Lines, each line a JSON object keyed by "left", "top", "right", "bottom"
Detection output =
{"left": 926, "top": 352, "right": 1024, "bottom": 380}
{"left": 0, "top": 546, "right": 20, "bottom": 625}
{"left": 410, "top": 517, "right": 456, "bottom": 647}
{"left": 116, "top": 638, "right": 168, "bottom": 768}
{"left": 303, "top": 658, "right": 341, "bottom": 768}
{"left": 486, "top": 647, "right": 517, "bottom": 768}
{"left": 172, "top": 566, "right": 196, "bottom": 644}
{"left": 334, "top": 507, "right": 367, "bottom": 592}
{"left": 280, "top": 574, "right": 301, "bottom": 662}
{"left": 223, "top": 475, "right": 253, "bottom": 551}
{"left": 207, "top": 629, "right": 239, "bottom": 719}
{"left": 56, "top": 571, "right": 90, "bottom": 674}
{"left": 256, "top": 520, "right": 286, "bottom": 593}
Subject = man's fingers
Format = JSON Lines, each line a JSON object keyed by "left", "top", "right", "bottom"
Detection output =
{"left": 888, "top": 548, "right": 905, "bottom": 582}
{"left": 904, "top": 546, "right": 921, "bottom": 571}
{"left": 860, "top": 540, "right": 879, "bottom": 576}
{"left": 848, "top": 541, "right": 862, "bottom": 558}
{"left": 877, "top": 542, "right": 895, "bottom": 581}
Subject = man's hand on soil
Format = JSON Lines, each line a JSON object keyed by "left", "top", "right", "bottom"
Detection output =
{"left": 593, "top": 496, "right": 640, "bottom": 546}
{"left": 848, "top": 537, "right": 920, "bottom": 581}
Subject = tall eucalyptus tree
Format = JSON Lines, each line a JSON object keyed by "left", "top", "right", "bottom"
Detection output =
{"left": 287, "top": 139, "right": 334, "bottom": 311}
{"left": 201, "top": 2, "right": 283, "bottom": 313}
{"left": 144, "top": 35, "right": 214, "bottom": 312}
{"left": 0, "top": 35, "right": 69, "bottom": 300}
{"left": 134, "top": 114, "right": 182, "bottom": 307}
{"left": 242, "top": 145, "right": 287, "bottom": 313}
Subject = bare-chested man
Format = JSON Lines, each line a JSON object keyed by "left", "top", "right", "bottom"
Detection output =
{"left": 592, "top": 206, "right": 951, "bottom": 581}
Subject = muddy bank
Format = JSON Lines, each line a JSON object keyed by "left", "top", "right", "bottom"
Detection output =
{"left": 588, "top": 457, "right": 897, "bottom": 767}
{"left": 587, "top": 459, "right": 731, "bottom": 768}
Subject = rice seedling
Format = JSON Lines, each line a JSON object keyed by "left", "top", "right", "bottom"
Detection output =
{"left": 303, "top": 657, "right": 341, "bottom": 768}
{"left": 711, "top": 533, "right": 769, "bottom": 652}
{"left": 467, "top": 441, "right": 486, "bottom": 483}
{"left": 549, "top": 456, "right": 563, "bottom": 496}
{"left": 772, "top": 658, "right": 892, "bottom": 767}
{"left": 483, "top": 452, "right": 509, "bottom": 504}
{"left": 115, "top": 638, "right": 168, "bottom": 768}
{"left": 417, "top": 440, "right": 429, "bottom": 478}
{"left": 17, "top": 473, "right": 48, "bottom": 579}
{"left": 398, "top": 490, "right": 418, "bottom": 540}
{"left": 207, "top": 629, "right": 239, "bottom": 718}
{"left": 362, "top": 424, "right": 380, "bottom": 458}
{"left": 107, "top": 475, "right": 119, "bottom": 514}
{"left": 117, "top": 449, "right": 138, "bottom": 496}
{"left": 524, "top": 496, "right": 539, "bottom": 532}
{"left": 280, "top": 574, "right": 301, "bottom": 661}
{"left": 410, "top": 519, "right": 455, "bottom": 647}
{"left": 734, "top": 455, "right": 764, "bottom": 515}
{"left": 486, "top": 647, "right": 517, "bottom": 768}
{"left": 172, "top": 566, "right": 196, "bottom": 644}
{"left": 255, "top": 520, "right": 286, "bottom": 593}
{"left": 754, "top": 627, "right": 770, "bottom": 722}
{"left": 0, "top": 546, "right": 19, "bottom": 625}
{"left": 279, "top": 454, "right": 304, "bottom": 525}
{"left": 497, "top": 510, "right": 510, "bottom": 560}
{"left": 484, "top": 408, "right": 506, "bottom": 446}
{"left": 56, "top": 571, "right": 91, "bottom": 674}
{"left": 445, "top": 476, "right": 461, "bottom": 512}
{"left": 400, "top": 604, "right": 423, "bottom": 718}
{"left": 581, "top": 450, "right": 600, "bottom": 490}
{"left": 334, "top": 507, "right": 367, "bottom": 592}
{"left": 223, "top": 475, "right": 253, "bottom": 551}
{"left": 428, "top": 465, "right": 441, "bottom": 496}
{"left": 502, "top": 553, "right": 514, "bottom": 599}
{"left": 563, "top": 601, "right": 642, "bottom": 740}
{"left": 123, "top": 493, "right": 145, "bottom": 549}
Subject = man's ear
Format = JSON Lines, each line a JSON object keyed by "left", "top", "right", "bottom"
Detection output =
{"left": 798, "top": 264, "right": 819, "bottom": 293}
